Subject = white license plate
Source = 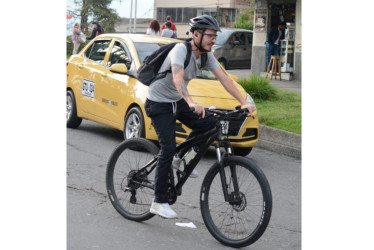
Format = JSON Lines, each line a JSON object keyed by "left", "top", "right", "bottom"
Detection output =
{"left": 81, "top": 79, "right": 95, "bottom": 98}
{"left": 220, "top": 120, "right": 229, "bottom": 135}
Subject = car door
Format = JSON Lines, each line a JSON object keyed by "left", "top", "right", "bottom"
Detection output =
{"left": 245, "top": 31, "right": 253, "bottom": 67}
{"left": 95, "top": 40, "right": 134, "bottom": 125}
{"left": 78, "top": 39, "right": 112, "bottom": 116}
{"left": 228, "top": 32, "right": 248, "bottom": 68}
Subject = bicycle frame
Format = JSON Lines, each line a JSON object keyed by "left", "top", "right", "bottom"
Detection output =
{"left": 133, "top": 120, "right": 237, "bottom": 203}
{"left": 107, "top": 107, "right": 272, "bottom": 248}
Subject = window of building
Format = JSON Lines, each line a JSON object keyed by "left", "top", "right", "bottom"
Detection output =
{"left": 176, "top": 8, "right": 182, "bottom": 23}
{"left": 182, "top": 8, "right": 197, "bottom": 23}
{"left": 157, "top": 8, "right": 214, "bottom": 24}
{"left": 226, "top": 9, "right": 237, "bottom": 23}
{"left": 157, "top": 7, "right": 239, "bottom": 25}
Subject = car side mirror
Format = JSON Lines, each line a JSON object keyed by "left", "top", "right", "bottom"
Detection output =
{"left": 109, "top": 63, "right": 128, "bottom": 74}
{"left": 232, "top": 41, "right": 240, "bottom": 46}
{"left": 229, "top": 74, "right": 239, "bottom": 83}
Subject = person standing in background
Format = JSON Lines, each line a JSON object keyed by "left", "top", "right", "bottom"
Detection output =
{"left": 86, "top": 21, "right": 104, "bottom": 41}
{"left": 161, "top": 22, "right": 175, "bottom": 38}
{"left": 146, "top": 20, "right": 161, "bottom": 36}
{"left": 72, "top": 23, "right": 82, "bottom": 55}
{"left": 265, "top": 21, "right": 287, "bottom": 67}
{"left": 161, "top": 16, "right": 177, "bottom": 38}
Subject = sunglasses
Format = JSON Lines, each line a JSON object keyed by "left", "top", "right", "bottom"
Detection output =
{"left": 197, "top": 32, "right": 217, "bottom": 40}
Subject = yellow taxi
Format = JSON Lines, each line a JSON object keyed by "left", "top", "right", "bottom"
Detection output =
{"left": 66, "top": 34, "right": 259, "bottom": 156}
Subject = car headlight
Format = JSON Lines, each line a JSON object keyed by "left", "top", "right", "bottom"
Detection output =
{"left": 246, "top": 93, "right": 256, "bottom": 110}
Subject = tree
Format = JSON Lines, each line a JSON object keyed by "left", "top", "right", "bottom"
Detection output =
{"left": 68, "top": 0, "right": 121, "bottom": 33}
{"left": 234, "top": 1, "right": 255, "bottom": 30}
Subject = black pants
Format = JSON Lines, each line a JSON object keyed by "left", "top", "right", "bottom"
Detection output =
{"left": 145, "top": 98, "right": 215, "bottom": 203}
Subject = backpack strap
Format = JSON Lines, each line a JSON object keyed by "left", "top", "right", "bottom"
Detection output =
{"left": 162, "top": 41, "right": 192, "bottom": 76}
{"left": 184, "top": 38, "right": 207, "bottom": 69}
{"left": 201, "top": 53, "right": 207, "bottom": 69}
{"left": 152, "top": 41, "right": 192, "bottom": 84}
{"left": 183, "top": 41, "right": 192, "bottom": 69}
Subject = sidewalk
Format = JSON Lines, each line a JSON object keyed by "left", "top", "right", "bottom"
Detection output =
{"left": 226, "top": 69, "right": 302, "bottom": 159}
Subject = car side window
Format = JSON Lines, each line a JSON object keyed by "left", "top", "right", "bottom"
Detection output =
{"left": 107, "top": 41, "right": 131, "bottom": 69}
{"left": 84, "top": 40, "right": 111, "bottom": 64}
{"left": 238, "top": 33, "right": 245, "bottom": 45}
{"left": 231, "top": 32, "right": 245, "bottom": 45}
{"left": 247, "top": 32, "right": 253, "bottom": 45}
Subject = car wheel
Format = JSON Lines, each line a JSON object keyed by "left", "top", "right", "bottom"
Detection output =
{"left": 218, "top": 58, "right": 227, "bottom": 70}
{"left": 67, "top": 90, "right": 82, "bottom": 128}
{"left": 124, "top": 107, "right": 145, "bottom": 140}
{"left": 233, "top": 147, "right": 252, "bottom": 156}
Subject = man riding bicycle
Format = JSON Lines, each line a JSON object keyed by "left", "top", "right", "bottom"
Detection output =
{"left": 144, "top": 15, "right": 255, "bottom": 219}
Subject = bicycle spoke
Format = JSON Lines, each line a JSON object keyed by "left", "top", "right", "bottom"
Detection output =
{"left": 106, "top": 138, "right": 159, "bottom": 221}
{"left": 203, "top": 161, "right": 266, "bottom": 241}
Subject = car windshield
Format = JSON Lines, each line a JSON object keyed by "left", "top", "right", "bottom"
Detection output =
{"left": 134, "top": 42, "right": 162, "bottom": 63}
{"left": 215, "top": 30, "right": 232, "bottom": 46}
{"left": 133, "top": 42, "right": 218, "bottom": 81}
{"left": 196, "top": 69, "right": 217, "bottom": 80}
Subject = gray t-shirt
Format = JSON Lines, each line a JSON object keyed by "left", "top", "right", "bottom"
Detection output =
{"left": 147, "top": 43, "right": 220, "bottom": 102}
{"left": 161, "top": 29, "right": 174, "bottom": 38}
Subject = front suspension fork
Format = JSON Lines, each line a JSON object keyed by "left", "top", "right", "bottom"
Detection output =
{"left": 216, "top": 141, "right": 240, "bottom": 202}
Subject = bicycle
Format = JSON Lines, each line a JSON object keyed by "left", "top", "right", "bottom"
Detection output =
{"left": 106, "top": 106, "right": 272, "bottom": 248}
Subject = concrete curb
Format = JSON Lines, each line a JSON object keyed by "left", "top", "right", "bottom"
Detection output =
{"left": 257, "top": 124, "right": 301, "bottom": 159}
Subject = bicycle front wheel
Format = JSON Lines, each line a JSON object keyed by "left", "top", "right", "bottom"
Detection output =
{"left": 106, "top": 138, "right": 159, "bottom": 222}
{"left": 200, "top": 156, "right": 272, "bottom": 248}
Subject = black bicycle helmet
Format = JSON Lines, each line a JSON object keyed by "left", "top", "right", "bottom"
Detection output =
{"left": 189, "top": 15, "right": 221, "bottom": 52}
{"left": 189, "top": 15, "right": 221, "bottom": 32}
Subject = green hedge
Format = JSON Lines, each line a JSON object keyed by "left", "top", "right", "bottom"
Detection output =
{"left": 239, "top": 74, "right": 277, "bottom": 100}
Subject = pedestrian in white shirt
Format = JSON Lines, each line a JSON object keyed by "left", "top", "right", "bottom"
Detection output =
{"left": 146, "top": 20, "right": 161, "bottom": 36}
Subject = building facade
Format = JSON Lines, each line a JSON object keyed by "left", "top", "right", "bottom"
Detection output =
{"left": 115, "top": 18, "right": 153, "bottom": 34}
{"left": 136, "top": 0, "right": 302, "bottom": 81}
{"left": 154, "top": 0, "right": 252, "bottom": 38}
{"left": 251, "top": 0, "right": 301, "bottom": 80}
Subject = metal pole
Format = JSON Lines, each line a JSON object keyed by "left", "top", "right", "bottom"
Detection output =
{"left": 129, "top": 0, "right": 133, "bottom": 33}
{"left": 133, "top": 0, "right": 137, "bottom": 33}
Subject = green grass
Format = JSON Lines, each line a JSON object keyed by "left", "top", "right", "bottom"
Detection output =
{"left": 239, "top": 75, "right": 301, "bottom": 134}
{"left": 255, "top": 90, "right": 301, "bottom": 134}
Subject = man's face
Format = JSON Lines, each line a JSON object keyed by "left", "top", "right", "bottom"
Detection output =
{"left": 195, "top": 29, "right": 217, "bottom": 52}
{"left": 280, "top": 25, "right": 287, "bottom": 30}
{"left": 93, "top": 24, "right": 98, "bottom": 29}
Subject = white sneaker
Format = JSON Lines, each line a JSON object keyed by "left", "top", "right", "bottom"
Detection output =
{"left": 190, "top": 169, "right": 199, "bottom": 178}
{"left": 150, "top": 202, "right": 177, "bottom": 218}
{"left": 172, "top": 156, "right": 199, "bottom": 178}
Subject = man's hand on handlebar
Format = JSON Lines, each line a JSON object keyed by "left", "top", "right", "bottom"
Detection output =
{"left": 189, "top": 103, "right": 206, "bottom": 118}
{"left": 241, "top": 103, "right": 255, "bottom": 118}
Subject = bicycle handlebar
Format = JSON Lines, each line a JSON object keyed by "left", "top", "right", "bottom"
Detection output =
{"left": 191, "top": 105, "right": 254, "bottom": 120}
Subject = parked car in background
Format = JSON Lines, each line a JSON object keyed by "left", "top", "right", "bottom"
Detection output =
{"left": 212, "top": 28, "right": 253, "bottom": 70}
{"left": 66, "top": 34, "right": 259, "bottom": 156}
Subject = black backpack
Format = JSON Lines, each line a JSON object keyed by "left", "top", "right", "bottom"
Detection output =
{"left": 137, "top": 40, "right": 207, "bottom": 86}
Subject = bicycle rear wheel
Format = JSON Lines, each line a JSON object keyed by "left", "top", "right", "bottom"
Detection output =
{"left": 106, "top": 138, "right": 159, "bottom": 222}
{"left": 200, "top": 156, "right": 272, "bottom": 248}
